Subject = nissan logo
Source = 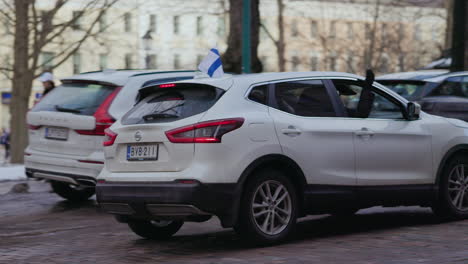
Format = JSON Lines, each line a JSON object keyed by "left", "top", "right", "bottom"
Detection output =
{"left": 134, "top": 131, "right": 142, "bottom": 142}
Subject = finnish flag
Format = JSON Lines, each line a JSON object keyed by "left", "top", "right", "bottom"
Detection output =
{"left": 198, "top": 48, "right": 224, "bottom": 78}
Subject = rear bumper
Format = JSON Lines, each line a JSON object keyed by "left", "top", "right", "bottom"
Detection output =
{"left": 96, "top": 181, "right": 237, "bottom": 225}
{"left": 26, "top": 168, "right": 97, "bottom": 186}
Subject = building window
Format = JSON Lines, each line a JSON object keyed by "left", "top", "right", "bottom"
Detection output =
{"left": 149, "top": 14, "right": 157, "bottom": 33}
{"left": 174, "top": 16, "right": 180, "bottom": 34}
{"left": 379, "top": 56, "right": 389, "bottom": 73}
{"left": 365, "top": 23, "right": 372, "bottom": 39}
{"left": 196, "top": 16, "right": 203, "bottom": 36}
{"left": 174, "top": 54, "right": 180, "bottom": 69}
{"left": 310, "top": 20, "right": 318, "bottom": 39}
{"left": 414, "top": 24, "right": 421, "bottom": 41}
{"left": 291, "top": 56, "right": 300, "bottom": 71}
{"left": 146, "top": 54, "right": 157, "bottom": 69}
{"left": 310, "top": 56, "right": 318, "bottom": 71}
{"left": 217, "top": 16, "right": 226, "bottom": 37}
{"left": 125, "top": 54, "right": 132, "bottom": 69}
{"left": 99, "top": 54, "right": 108, "bottom": 70}
{"left": 72, "top": 11, "right": 83, "bottom": 30}
{"left": 99, "top": 12, "right": 106, "bottom": 32}
{"left": 381, "top": 23, "right": 388, "bottom": 40}
{"left": 398, "top": 23, "right": 405, "bottom": 39}
{"left": 330, "top": 21, "right": 336, "bottom": 38}
{"left": 291, "top": 20, "right": 298, "bottom": 37}
{"left": 124, "top": 13, "right": 132, "bottom": 32}
{"left": 346, "top": 54, "right": 354, "bottom": 72}
{"left": 329, "top": 55, "right": 337, "bottom": 71}
{"left": 347, "top": 22, "right": 353, "bottom": 40}
{"left": 72, "top": 53, "right": 81, "bottom": 74}
{"left": 41, "top": 52, "right": 55, "bottom": 70}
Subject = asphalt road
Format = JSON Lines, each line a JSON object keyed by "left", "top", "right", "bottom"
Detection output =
{"left": 1, "top": 180, "right": 468, "bottom": 264}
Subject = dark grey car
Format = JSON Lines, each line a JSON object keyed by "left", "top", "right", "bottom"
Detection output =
{"left": 377, "top": 70, "right": 468, "bottom": 122}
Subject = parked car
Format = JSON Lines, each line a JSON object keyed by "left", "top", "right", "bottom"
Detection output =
{"left": 377, "top": 70, "right": 468, "bottom": 122}
{"left": 96, "top": 72, "right": 468, "bottom": 245}
{"left": 25, "top": 70, "right": 196, "bottom": 201}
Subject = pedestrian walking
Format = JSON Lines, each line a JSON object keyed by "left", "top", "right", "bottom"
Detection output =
{"left": 1, "top": 128, "right": 10, "bottom": 163}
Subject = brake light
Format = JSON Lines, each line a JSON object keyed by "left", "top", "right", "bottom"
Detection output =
{"left": 103, "top": 128, "right": 117, "bottom": 146}
{"left": 28, "top": 125, "right": 41, "bottom": 130}
{"left": 165, "top": 118, "right": 244, "bottom": 143}
{"left": 159, "top": 83, "right": 176, "bottom": 88}
{"left": 75, "top": 87, "right": 122, "bottom": 136}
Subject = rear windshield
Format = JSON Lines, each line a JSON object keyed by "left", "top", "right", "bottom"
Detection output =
{"left": 121, "top": 84, "right": 223, "bottom": 125}
{"left": 378, "top": 80, "right": 428, "bottom": 100}
{"left": 31, "top": 82, "right": 115, "bottom": 116}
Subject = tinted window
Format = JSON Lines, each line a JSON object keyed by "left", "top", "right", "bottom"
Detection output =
{"left": 378, "top": 80, "right": 427, "bottom": 100}
{"left": 429, "top": 76, "right": 468, "bottom": 98}
{"left": 31, "top": 82, "right": 115, "bottom": 116}
{"left": 333, "top": 79, "right": 404, "bottom": 119}
{"left": 122, "top": 84, "right": 222, "bottom": 125}
{"left": 273, "top": 80, "right": 336, "bottom": 117}
{"left": 248, "top": 85, "right": 268, "bottom": 105}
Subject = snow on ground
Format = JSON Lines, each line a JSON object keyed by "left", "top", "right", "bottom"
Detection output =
{"left": 0, "top": 165, "right": 27, "bottom": 181}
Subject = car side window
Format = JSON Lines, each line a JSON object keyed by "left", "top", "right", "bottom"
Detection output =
{"left": 273, "top": 80, "right": 336, "bottom": 117}
{"left": 429, "top": 76, "right": 468, "bottom": 98}
{"left": 332, "top": 79, "right": 405, "bottom": 120}
{"left": 248, "top": 85, "right": 268, "bottom": 105}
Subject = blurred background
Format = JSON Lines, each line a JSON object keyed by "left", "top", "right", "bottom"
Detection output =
{"left": 0, "top": 0, "right": 466, "bottom": 163}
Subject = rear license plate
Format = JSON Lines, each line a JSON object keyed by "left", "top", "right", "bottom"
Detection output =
{"left": 126, "top": 144, "right": 159, "bottom": 161}
{"left": 45, "top": 127, "right": 68, "bottom": 141}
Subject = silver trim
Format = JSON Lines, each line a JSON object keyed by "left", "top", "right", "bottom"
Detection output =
{"left": 33, "top": 172, "right": 78, "bottom": 185}
{"left": 146, "top": 204, "right": 210, "bottom": 216}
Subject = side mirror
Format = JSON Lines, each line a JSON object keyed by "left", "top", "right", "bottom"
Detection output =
{"left": 407, "top": 102, "right": 421, "bottom": 120}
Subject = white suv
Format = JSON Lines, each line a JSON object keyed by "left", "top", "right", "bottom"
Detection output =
{"left": 96, "top": 72, "right": 468, "bottom": 245}
{"left": 25, "top": 70, "right": 195, "bottom": 201}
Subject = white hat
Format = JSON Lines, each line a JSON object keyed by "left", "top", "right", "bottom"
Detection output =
{"left": 38, "top": 72, "right": 54, "bottom": 82}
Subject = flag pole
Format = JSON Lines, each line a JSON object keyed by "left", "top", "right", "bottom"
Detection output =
{"left": 242, "top": 0, "right": 251, "bottom": 73}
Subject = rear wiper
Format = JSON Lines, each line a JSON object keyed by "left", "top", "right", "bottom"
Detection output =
{"left": 54, "top": 105, "right": 82, "bottom": 114}
{"left": 142, "top": 113, "right": 179, "bottom": 121}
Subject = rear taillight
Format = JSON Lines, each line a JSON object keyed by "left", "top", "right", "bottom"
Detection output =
{"left": 165, "top": 118, "right": 244, "bottom": 143}
{"left": 103, "top": 128, "right": 117, "bottom": 147}
{"left": 28, "top": 125, "right": 41, "bottom": 130}
{"left": 75, "top": 86, "right": 122, "bottom": 136}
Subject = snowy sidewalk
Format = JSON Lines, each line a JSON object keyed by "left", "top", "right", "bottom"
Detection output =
{"left": 0, "top": 165, "right": 27, "bottom": 182}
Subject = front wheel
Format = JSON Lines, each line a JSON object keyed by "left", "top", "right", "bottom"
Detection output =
{"left": 236, "top": 169, "right": 298, "bottom": 245}
{"left": 50, "top": 181, "right": 95, "bottom": 202}
{"left": 127, "top": 220, "right": 184, "bottom": 240}
{"left": 432, "top": 155, "right": 468, "bottom": 220}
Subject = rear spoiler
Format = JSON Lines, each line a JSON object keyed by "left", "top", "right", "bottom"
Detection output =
{"left": 136, "top": 76, "right": 195, "bottom": 103}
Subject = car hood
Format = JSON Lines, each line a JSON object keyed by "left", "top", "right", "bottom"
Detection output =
{"left": 420, "top": 96, "right": 468, "bottom": 103}
{"left": 444, "top": 117, "right": 468, "bottom": 129}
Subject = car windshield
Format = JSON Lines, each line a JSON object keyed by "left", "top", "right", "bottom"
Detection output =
{"left": 122, "top": 84, "right": 223, "bottom": 125}
{"left": 31, "top": 82, "right": 116, "bottom": 116}
{"left": 378, "top": 80, "right": 428, "bottom": 100}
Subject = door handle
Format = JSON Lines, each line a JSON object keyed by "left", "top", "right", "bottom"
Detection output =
{"left": 281, "top": 126, "right": 301, "bottom": 136}
{"left": 355, "top": 127, "right": 374, "bottom": 137}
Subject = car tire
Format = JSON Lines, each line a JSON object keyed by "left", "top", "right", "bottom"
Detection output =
{"left": 50, "top": 181, "right": 95, "bottom": 202}
{"left": 432, "top": 155, "right": 468, "bottom": 220}
{"left": 127, "top": 220, "right": 184, "bottom": 240}
{"left": 236, "top": 168, "right": 298, "bottom": 245}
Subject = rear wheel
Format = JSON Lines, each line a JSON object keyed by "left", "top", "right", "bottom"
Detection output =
{"left": 432, "top": 155, "right": 468, "bottom": 220}
{"left": 50, "top": 181, "right": 95, "bottom": 202}
{"left": 236, "top": 169, "right": 298, "bottom": 245}
{"left": 127, "top": 220, "right": 184, "bottom": 240}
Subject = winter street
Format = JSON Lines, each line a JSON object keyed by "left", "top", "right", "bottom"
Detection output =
{"left": 1, "top": 180, "right": 467, "bottom": 264}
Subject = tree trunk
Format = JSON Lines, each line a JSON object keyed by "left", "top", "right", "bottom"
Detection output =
{"left": 277, "top": 0, "right": 286, "bottom": 71}
{"left": 223, "top": 0, "right": 262, "bottom": 73}
{"left": 450, "top": 0, "right": 466, "bottom": 71}
{"left": 10, "top": 0, "right": 33, "bottom": 164}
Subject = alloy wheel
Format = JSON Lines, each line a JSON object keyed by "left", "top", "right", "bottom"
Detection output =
{"left": 251, "top": 180, "right": 292, "bottom": 235}
{"left": 448, "top": 163, "right": 468, "bottom": 211}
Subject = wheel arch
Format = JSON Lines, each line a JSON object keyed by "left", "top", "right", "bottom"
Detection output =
{"left": 436, "top": 144, "right": 468, "bottom": 185}
{"left": 224, "top": 154, "right": 307, "bottom": 228}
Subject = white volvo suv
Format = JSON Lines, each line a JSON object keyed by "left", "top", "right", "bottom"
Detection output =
{"left": 96, "top": 72, "right": 468, "bottom": 245}
{"left": 25, "top": 70, "right": 195, "bottom": 201}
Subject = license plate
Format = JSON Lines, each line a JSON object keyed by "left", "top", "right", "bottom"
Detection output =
{"left": 126, "top": 144, "right": 159, "bottom": 161}
{"left": 45, "top": 127, "right": 68, "bottom": 140}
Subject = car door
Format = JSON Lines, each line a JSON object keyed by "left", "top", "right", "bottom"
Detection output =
{"left": 266, "top": 78, "right": 356, "bottom": 186}
{"left": 330, "top": 78, "right": 433, "bottom": 186}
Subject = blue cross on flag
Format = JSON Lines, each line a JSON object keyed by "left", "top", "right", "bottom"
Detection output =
{"left": 198, "top": 48, "right": 224, "bottom": 78}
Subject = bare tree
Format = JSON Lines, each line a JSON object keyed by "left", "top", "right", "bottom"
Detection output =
{"left": 0, "top": 0, "right": 118, "bottom": 163}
